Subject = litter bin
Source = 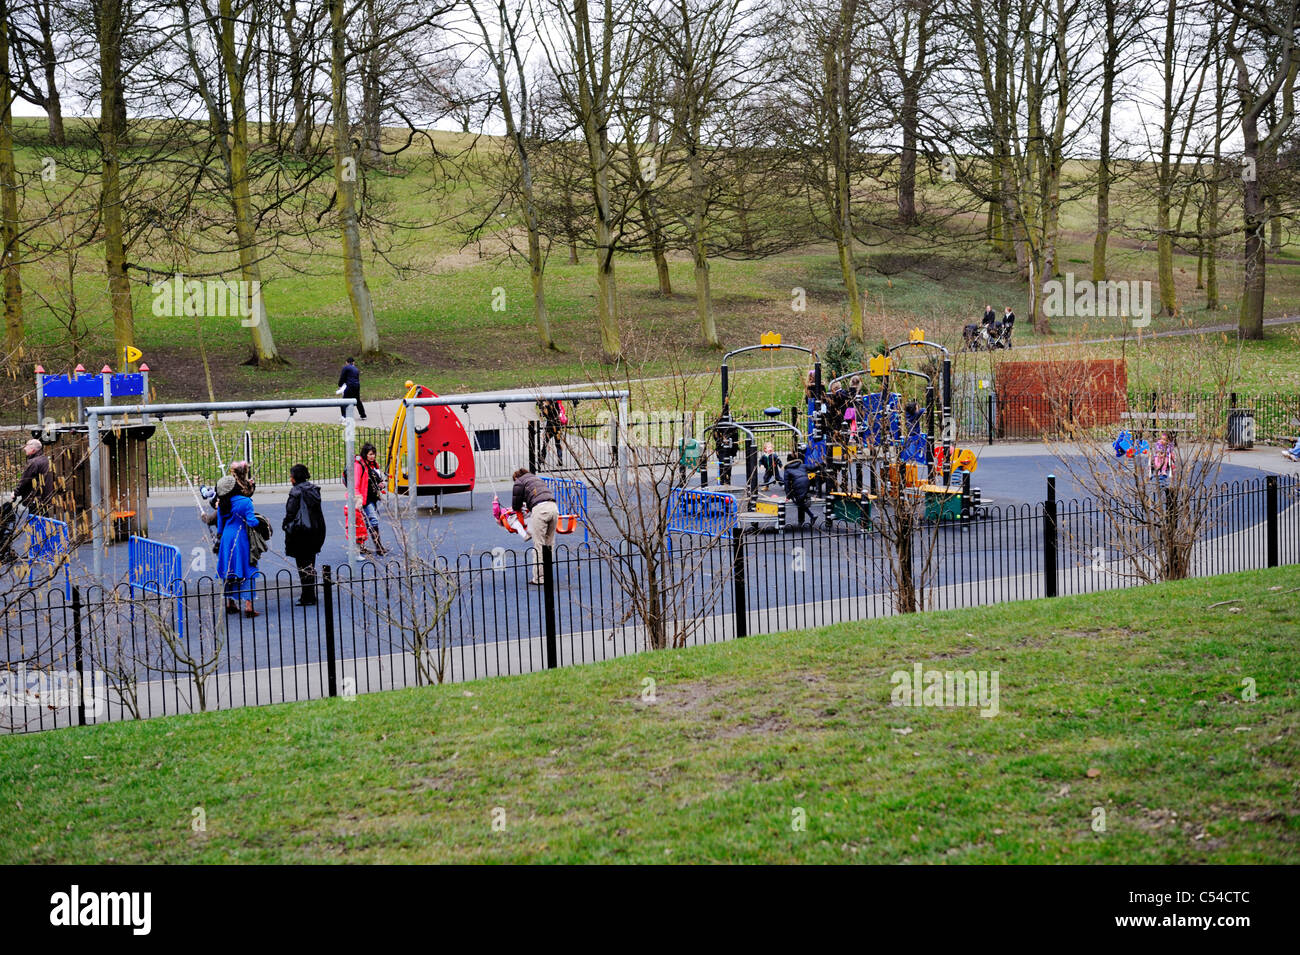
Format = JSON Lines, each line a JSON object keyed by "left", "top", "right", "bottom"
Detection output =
{"left": 1227, "top": 409, "right": 1255, "bottom": 450}
{"left": 678, "top": 437, "right": 701, "bottom": 470}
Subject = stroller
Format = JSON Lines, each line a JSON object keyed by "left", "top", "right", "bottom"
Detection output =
{"left": 963, "top": 321, "right": 1014, "bottom": 351}
{"left": 0, "top": 493, "right": 30, "bottom": 564}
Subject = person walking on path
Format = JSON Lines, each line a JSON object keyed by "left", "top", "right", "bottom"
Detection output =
{"left": 215, "top": 475, "right": 259, "bottom": 617}
{"left": 283, "top": 464, "right": 326, "bottom": 606}
{"left": 337, "top": 357, "right": 367, "bottom": 420}
{"left": 512, "top": 467, "right": 559, "bottom": 584}
{"left": 351, "top": 442, "right": 388, "bottom": 556}
{"left": 537, "top": 399, "right": 565, "bottom": 467}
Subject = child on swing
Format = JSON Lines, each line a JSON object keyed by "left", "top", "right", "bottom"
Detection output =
{"left": 1152, "top": 433, "right": 1176, "bottom": 488}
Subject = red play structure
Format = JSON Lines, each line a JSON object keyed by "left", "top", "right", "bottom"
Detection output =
{"left": 385, "top": 383, "right": 477, "bottom": 497}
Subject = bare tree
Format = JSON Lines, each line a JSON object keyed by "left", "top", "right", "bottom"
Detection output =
{"left": 769, "top": 0, "right": 873, "bottom": 342}
{"left": 557, "top": 358, "right": 730, "bottom": 650}
{"left": 343, "top": 503, "right": 460, "bottom": 684}
{"left": 1219, "top": 0, "right": 1298, "bottom": 340}
{"left": 6, "top": 0, "right": 70, "bottom": 144}
{"left": 537, "top": 0, "right": 643, "bottom": 362}
{"left": 468, "top": 0, "right": 557, "bottom": 349}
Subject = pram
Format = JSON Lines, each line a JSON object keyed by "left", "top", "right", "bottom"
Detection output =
{"left": 962, "top": 321, "right": 1013, "bottom": 351}
{"left": 0, "top": 493, "right": 31, "bottom": 563}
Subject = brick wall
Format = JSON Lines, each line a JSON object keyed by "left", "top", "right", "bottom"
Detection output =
{"left": 995, "top": 360, "right": 1128, "bottom": 437}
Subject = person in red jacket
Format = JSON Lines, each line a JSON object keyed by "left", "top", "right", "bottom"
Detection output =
{"left": 352, "top": 443, "right": 387, "bottom": 556}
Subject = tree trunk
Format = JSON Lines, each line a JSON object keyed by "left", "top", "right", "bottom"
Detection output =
{"left": 897, "top": 90, "right": 918, "bottom": 225}
{"left": 1205, "top": 163, "right": 1219, "bottom": 310}
{"left": 331, "top": 0, "right": 381, "bottom": 355}
{"left": 1092, "top": 2, "right": 1115, "bottom": 282}
{"left": 573, "top": 0, "right": 620, "bottom": 363}
{"left": 0, "top": 10, "right": 23, "bottom": 354}
{"left": 1239, "top": 170, "right": 1266, "bottom": 339}
{"left": 476, "top": 0, "right": 555, "bottom": 350}
{"left": 221, "top": 0, "right": 281, "bottom": 365}
{"left": 1156, "top": 2, "right": 1178, "bottom": 317}
{"left": 283, "top": 1, "right": 312, "bottom": 155}
{"left": 691, "top": 152, "right": 718, "bottom": 348}
{"left": 39, "top": 10, "right": 64, "bottom": 146}
{"left": 1157, "top": 196, "right": 1178, "bottom": 316}
{"left": 831, "top": 0, "right": 863, "bottom": 342}
{"left": 99, "top": 0, "right": 134, "bottom": 363}
{"left": 1206, "top": 62, "right": 1224, "bottom": 312}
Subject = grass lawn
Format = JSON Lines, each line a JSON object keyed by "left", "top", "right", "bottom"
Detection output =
{"left": 2, "top": 565, "right": 1296, "bottom": 863}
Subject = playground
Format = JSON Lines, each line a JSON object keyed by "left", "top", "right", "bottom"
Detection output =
{"left": 3, "top": 335, "right": 1299, "bottom": 737}
{"left": 5, "top": 334, "right": 1296, "bottom": 595}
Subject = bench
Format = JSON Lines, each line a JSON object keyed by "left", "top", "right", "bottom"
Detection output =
{"left": 1119, "top": 411, "right": 1198, "bottom": 440}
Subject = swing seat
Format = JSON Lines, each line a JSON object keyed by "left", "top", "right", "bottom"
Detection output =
{"left": 497, "top": 509, "right": 530, "bottom": 539}
{"left": 498, "top": 510, "right": 580, "bottom": 536}
{"left": 763, "top": 406, "right": 782, "bottom": 418}
{"left": 111, "top": 510, "right": 136, "bottom": 542}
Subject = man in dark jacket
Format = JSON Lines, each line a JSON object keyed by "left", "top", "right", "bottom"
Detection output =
{"left": 337, "top": 358, "right": 366, "bottom": 420}
{"left": 283, "top": 464, "right": 326, "bottom": 605}
{"left": 784, "top": 453, "right": 815, "bottom": 529}
{"left": 982, "top": 305, "right": 996, "bottom": 327}
{"left": 512, "top": 468, "right": 559, "bottom": 584}
{"left": 1, "top": 439, "right": 56, "bottom": 560}
{"left": 15, "top": 439, "right": 56, "bottom": 515}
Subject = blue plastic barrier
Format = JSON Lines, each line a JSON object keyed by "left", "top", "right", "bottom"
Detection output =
{"left": 129, "top": 535, "right": 184, "bottom": 636}
{"left": 540, "top": 475, "right": 589, "bottom": 542}
{"left": 25, "top": 515, "right": 71, "bottom": 598}
{"left": 666, "top": 487, "right": 738, "bottom": 539}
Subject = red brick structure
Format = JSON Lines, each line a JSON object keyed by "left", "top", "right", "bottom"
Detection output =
{"left": 995, "top": 360, "right": 1128, "bottom": 437}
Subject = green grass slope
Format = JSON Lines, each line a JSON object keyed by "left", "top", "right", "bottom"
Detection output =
{"left": 1, "top": 566, "right": 1297, "bottom": 864}
{"left": 7, "top": 117, "right": 1300, "bottom": 412}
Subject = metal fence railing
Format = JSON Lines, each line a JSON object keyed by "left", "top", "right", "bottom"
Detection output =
{"left": 3, "top": 474, "right": 1296, "bottom": 735}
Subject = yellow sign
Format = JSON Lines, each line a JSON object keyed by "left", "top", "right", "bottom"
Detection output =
{"left": 868, "top": 354, "right": 892, "bottom": 377}
{"left": 909, "top": 327, "right": 926, "bottom": 343}
{"left": 759, "top": 331, "right": 782, "bottom": 348}
{"left": 124, "top": 345, "right": 142, "bottom": 364}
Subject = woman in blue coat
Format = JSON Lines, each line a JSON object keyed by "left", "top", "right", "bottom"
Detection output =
{"left": 215, "top": 475, "right": 258, "bottom": 617}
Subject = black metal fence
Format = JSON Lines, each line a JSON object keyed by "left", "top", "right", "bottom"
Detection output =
{"left": 4, "top": 474, "right": 1297, "bottom": 734}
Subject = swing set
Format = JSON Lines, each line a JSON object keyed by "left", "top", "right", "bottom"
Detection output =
{"left": 85, "top": 398, "right": 361, "bottom": 577}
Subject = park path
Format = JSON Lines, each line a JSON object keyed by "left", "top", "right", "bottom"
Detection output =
{"left": 1038, "top": 312, "right": 1300, "bottom": 347}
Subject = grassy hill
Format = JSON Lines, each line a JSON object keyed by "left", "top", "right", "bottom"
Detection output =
{"left": 5, "top": 116, "right": 1299, "bottom": 420}
{"left": 2, "top": 564, "right": 1296, "bottom": 864}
